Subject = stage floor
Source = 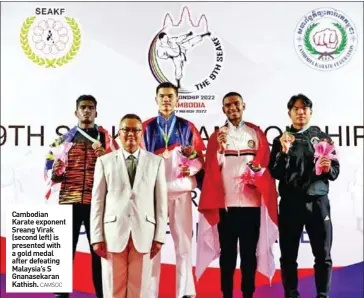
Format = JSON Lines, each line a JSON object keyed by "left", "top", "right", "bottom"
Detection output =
{"left": 1, "top": 262, "right": 363, "bottom": 297}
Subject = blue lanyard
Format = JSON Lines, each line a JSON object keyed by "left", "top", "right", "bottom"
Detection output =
{"left": 157, "top": 116, "right": 176, "bottom": 147}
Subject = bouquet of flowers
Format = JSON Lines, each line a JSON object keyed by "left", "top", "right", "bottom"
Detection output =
{"left": 50, "top": 141, "right": 73, "bottom": 176}
{"left": 176, "top": 145, "right": 200, "bottom": 178}
{"left": 234, "top": 161, "right": 265, "bottom": 193}
{"left": 313, "top": 138, "right": 338, "bottom": 175}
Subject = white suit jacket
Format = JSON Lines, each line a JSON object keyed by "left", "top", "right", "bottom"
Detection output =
{"left": 90, "top": 148, "right": 168, "bottom": 253}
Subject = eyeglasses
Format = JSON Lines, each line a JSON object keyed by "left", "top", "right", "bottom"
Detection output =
{"left": 120, "top": 128, "right": 142, "bottom": 134}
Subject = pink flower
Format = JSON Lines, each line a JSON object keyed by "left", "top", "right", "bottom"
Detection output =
{"left": 51, "top": 142, "right": 73, "bottom": 175}
{"left": 234, "top": 165, "right": 265, "bottom": 194}
{"left": 176, "top": 150, "right": 200, "bottom": 178}
{"left": 313, "top": 141, "right": 338, "bottom": 175}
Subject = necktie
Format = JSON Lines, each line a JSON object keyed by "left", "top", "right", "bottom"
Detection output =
{"left": 127, "top": 155, "right": 136, "bottom": 187}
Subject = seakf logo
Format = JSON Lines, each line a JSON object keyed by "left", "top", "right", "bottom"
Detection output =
{"left": 148, "top": 7, "right": 224, "bottom": 94}
{"left": 294, "top": 7, "right": 358, "bottom": 71}
{"left": 20, "top": 8, "right": 81, "bottom": 68}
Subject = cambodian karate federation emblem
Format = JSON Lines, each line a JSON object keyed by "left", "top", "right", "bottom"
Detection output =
{"left": 20, "top": 13, "right": 81, "bottom": 68}
{"left": 294, "top": 7, "right": 357, "bottom": 71}
{"left": 148, "top": 6, "right": 224, "bottom": 94}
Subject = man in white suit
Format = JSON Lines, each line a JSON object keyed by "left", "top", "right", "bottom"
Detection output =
{"left": 90, "top": 114, "right": 168, "bottom": 298}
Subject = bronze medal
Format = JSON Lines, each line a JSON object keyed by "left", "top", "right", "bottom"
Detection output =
{"left": 162, "top": 149, "right": 170, "bottom": 159}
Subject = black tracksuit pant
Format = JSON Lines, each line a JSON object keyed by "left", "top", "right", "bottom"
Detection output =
{"left": 55, "top": 204, "right": 103, "bottom": 298}
{"left": 217, "top": 207, "right": 260, "bottom": 298}
{"left": 279, "top": 194, "right": 333, "bottom": 298}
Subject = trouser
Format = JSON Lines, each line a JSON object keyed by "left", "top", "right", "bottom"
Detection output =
{"left": 101, "top": 236, "right": 151, "bottom": 298}
{"left": 55, "top": 204, "right": 103, "bottom": 298}
{"left": 217, "top": 207, "right": 260, "bottom": 298}
{"left": 279, "top": 195, "right": 333, "bottom": 298}
{"left": 173, "top": 56, "right": 185, "bottom": 81}
{"left": 149, "top": 192, "right": 195, "bottom": 298}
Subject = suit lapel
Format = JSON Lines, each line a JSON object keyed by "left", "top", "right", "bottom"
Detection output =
{"left": 133, "top": 149, "right": 148, "bottom": 190}
{"left": 115, "top": 150, "right": 131, "bottom": 190}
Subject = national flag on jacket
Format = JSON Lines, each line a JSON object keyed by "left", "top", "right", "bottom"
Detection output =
{"left": 196, "top": 121, "right": 279, "bottom": 282}
{"left": 43, "top": 125, "right": 118, "bottom": 200}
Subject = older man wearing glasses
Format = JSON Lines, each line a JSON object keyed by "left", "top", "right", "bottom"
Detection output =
{"left": 90, "top": 114, "right": 168, "bottom": 298}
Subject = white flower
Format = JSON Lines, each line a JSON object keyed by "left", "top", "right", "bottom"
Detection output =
{"left": 32, "top": 18, "right": 69, "bottom": 55}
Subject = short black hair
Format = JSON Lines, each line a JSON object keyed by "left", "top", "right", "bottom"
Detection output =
{"left": 76, "top": 95, "right": 97, "bottom": 109}
{"left": 159, "top": 32, "right": 167, "bottom": 39}
{"left": 222, "top": 91, "right": 243, "bottom": 105}
{"left": 120, "top": 114, "right": 142, "bottom": 126}
{"left": 156, "top": 82, "right": 178, "bottom": 95}
{"left": 287, "top": 94, "right": 313, "bottom": 110}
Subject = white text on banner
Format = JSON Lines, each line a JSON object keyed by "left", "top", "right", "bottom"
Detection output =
{"left": 6, "top": 205, "right": 73, "bottom": 293}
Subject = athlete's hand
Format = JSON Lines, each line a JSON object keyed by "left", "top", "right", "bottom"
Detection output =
{"left": 280, "top": 132, "right": 294, "bottom": 153}
{"left": 320, "top": 157, "right": 331, "bottom": 173}
{"left": 52, "top": 159, "right": 65, "bottom": 176}
{"left": 217, "top": 127, "right": 228, "bottom": 153}
{"left": 150, "top": 241, "right": 163, "bottom": 259}
{"left": 92, "top": 242, "right": 107, "bottom": 259}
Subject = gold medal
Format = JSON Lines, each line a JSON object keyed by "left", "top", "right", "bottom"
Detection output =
{"left": 162, "top": 149, "right": 170, "bottom": 159}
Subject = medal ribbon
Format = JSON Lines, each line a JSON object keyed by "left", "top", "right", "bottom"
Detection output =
{"left": 297, "top": 124, "right": 310, "bottom": 134}
{"left": 157, "top": 116, "right": 176, "bottom": 149}
{"left": 76, "top": 126, "right": 100, "bottom": 143}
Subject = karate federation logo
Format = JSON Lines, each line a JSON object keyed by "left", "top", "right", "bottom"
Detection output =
{"left": 148, "top": 7, "right": 224, "bottom": 94}
{"left": 20, "top": 14, "right": 81, "bottom": 68}
{"left": 294, "top": 8, "right": 357, "bottom": 71}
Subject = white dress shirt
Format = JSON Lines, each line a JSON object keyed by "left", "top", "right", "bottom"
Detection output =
{"left": 122, "top": 148, "right": 140, "bottom": 168}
